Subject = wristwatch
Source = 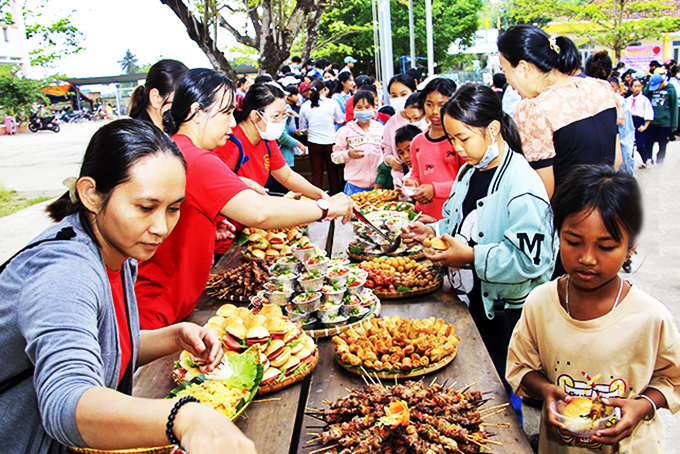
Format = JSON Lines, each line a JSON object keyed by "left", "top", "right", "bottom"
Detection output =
{"left": 316, "top": 199, "right": 330, "bottom": 221}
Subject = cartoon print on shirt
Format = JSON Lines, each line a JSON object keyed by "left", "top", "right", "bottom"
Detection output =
{"left": 263, "top": 153, "right": 271, "bottom": 170}
{"left": 555, "top": 369, "right": 626, "bottom": 449}
{"left": 445, "top": 150, "right": 457, "bottom": 161}
{"left": 424, "top": 163, "right": 435, "bottom": 176}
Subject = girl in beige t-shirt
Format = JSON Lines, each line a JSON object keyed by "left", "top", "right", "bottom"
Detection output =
{"left": 507, "top": 165, "right": 680, "bottom": 453}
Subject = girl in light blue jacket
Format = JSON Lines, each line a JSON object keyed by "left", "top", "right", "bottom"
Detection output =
{"left": 402, "top": 84, "right": 557, "bottom": 420}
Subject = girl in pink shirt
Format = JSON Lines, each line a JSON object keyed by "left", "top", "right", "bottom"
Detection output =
{"left": 332, "top": 90, "right": 385, "bottom": 195}
{"left": 404, "top": 78, "right": 463, "bottom": 219}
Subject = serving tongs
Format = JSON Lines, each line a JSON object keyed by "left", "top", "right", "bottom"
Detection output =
{"left": 353, "top": 208, "right": 402, "bottom": 254}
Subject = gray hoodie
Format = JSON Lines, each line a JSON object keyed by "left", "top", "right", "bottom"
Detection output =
{"left": 0, "top": 214, "right": 140, "bottom": 453}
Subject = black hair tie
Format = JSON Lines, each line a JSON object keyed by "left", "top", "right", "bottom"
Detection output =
{"left": 166, "top": 396, "right": 200, "bottom": 447}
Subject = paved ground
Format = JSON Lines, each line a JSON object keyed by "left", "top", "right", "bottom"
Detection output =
{"left": 0, "top": 122, "right": 678, "bottom": 450}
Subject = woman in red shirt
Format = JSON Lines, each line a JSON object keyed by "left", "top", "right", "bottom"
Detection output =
{"left": 212, "top": 82, "right": 328, "bottom": 256}
{"left": 135, "top": 69, "right": 353, "bottom": 330}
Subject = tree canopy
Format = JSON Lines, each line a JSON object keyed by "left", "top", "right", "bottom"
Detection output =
{"left": 118, "top": 49, "right": 140, "bottom": 74}
{"left": 160, "top": 0, "right": 329, "bottom": 77}
{"left": 505, "top": 0, "right": 680, "bottom": 60}
{"left": 0, "top": 0, "right": 84, "bottom": 68}
{"left": 313, "top": 0, "right": 483, "bottom": 75}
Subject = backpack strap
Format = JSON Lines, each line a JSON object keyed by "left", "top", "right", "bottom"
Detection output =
{"left": 229, "top": 136, "right": 250, "bottom": 174}
{"left": 0, "top": 227, "right": 76, "bottom": 394}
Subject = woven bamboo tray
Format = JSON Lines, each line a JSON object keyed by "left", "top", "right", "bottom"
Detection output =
{"left": 257, "top": 349, "right": 319, "bottom": 395}
{"left": 371, "top": 278, "right": 443, "bottom": 300}
{"left": 305, "top": 301, "right": 381, "bottom": 338}
{"left": 336, "top": 349, "right": 457, "bottom": 379}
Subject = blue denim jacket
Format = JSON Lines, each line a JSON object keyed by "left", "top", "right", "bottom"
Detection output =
{"left": 433, "top": 147, "right": 557, "bottom": 319}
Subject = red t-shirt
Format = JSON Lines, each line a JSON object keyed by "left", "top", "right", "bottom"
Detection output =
{"left": 106, "top": 266, "right": 131, "bottom": 384}
{"left": 345, "top": 96, "right": 354, "bottom": 122}
{"left": 212, "top": 125, "right": 288, "bottom": 253}
{"left": 135, "top": 134, "right": 250, "bottom": 329}
{"left": 409, "top": 131, "right": 464, "bottom": 219}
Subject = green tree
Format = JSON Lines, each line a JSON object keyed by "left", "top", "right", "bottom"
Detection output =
{"left": 118, "top": 49, "right": 140, "bottom": 74}
{"left": 160, "top": 0, "right": 329, "bottom": 77}
{"left": 0, "top": 0, "right": 84, "bottom": 68}
{"left": 0, "top": 66, "right": 47, "bottom": 122}
{"left": 507, "top": 0, "right": 680, "bottom": 61}
{"left": 314, "top": 0, "right": 482, "bottom": 75}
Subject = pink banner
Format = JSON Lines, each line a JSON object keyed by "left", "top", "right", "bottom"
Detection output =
{"left": 621, "top": 45, "right": 665, "bottom": 71}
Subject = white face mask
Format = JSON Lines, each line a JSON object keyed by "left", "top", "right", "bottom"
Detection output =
{"left": 413, "top": 119, "right": 430, "bottom": 131}
{"left": 354, "top": 109, "right": 375, "bottom": 123}
{"left": 256, "top": 112, "right": 287, "bottom": 141}
{"left": 473, "top": 137, "right": 500, "bottom": 170}
{"left": 390, "top": 96, "right": 407, "bottom": 112}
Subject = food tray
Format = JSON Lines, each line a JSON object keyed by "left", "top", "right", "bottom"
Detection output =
{"left": 372, "top": 278, "right": 443, "bottom": 300}
{"left": 305, "top": 301, "right": 382, "bottom": 338}
{"left": 346, "top": 248, "right": 425, "bottom": 262}
{"left": 336, "top": 349, "right": 457, "bottom": 379}
{"left": 257, "top": 349, "right": 319, "bottom": 396}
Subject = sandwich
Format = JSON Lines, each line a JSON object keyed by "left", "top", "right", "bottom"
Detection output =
{"left": 423, "top": 236, "right": 449, "bottom": 251}
{"left": 250, "top": 248, "right": 266, "bottom": 260}
{"left": 245, "top": 325, "right": 271, "bottom": 346}
{"left": 172, "top": 350, "right": 202, "bottom": 384}
{"left": 265, "top": 248, "right": 280, "bottom": 259}
{"left": 222, "top": 323, "right": 246, "bottom": 351}
{"left": 216, "top": 304, "right": 237, "bottom": 317}
{"left": 265, "top": 317, "right": 287, "bottom": 340}
{"left": 265, "top": 339, "right": 287, "bottom": 362}
{"left": 282, "top": 356, "right": 301, "bottom": 376}
{"left": 261, "top": 367, "right": 282, "bottom": 386}
{"left": 270, "top": 346, "right": 291, "bottom": 368}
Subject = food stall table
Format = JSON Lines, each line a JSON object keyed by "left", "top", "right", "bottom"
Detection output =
{"left": 292, "top": 220, "right": 532, "bottom": 453}
{"left": 132, "top": 220, "right": 332, "bottom": 454}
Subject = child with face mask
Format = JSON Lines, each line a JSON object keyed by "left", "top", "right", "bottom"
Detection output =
{"left": 401, "top": 85, "right": 557, "bottom": 423}
{"left": 331, "top": 90, "right": 385, "bottom": 195}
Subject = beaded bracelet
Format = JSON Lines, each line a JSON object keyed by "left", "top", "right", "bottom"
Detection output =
{"left": 167, "top": 396, "right": 200, "bottom": 446}
{"left": 636, "top": 394, "right": 657, "bottom": 421}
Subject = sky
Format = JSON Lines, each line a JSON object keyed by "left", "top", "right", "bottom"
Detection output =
{"left": 28, "top": 0, "right": 251, "bottom": 80}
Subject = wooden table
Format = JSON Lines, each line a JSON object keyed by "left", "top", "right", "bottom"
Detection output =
{"left": 133, "top": 220, "right": 332, "bottom": 454}
{"left": 133, "top": 218, "right": 532, "bottom": 454}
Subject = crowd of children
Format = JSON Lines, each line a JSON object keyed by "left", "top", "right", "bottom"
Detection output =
{"left": 1, "top": 24, "right": 679, "bottom": 454}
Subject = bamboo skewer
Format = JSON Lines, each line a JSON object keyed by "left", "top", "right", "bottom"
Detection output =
{"left": 457, "top": 381, "right": 478, "bottom": 393}
{"left": 306, "top": 437, "right": 322, "bottom": 444}
{"left": 373, "top": 372, "right": 383, "bottom": 388}
{"left": 448, "top": 381, "right": 458, "bottom": 390}
{"left": 479, "top": 403, "right": 510, "bottom": 413}
{"left": 430, "top": 376, "right": 438, "bottom": 387}
{"left": 484, "top": 439, "right": 504, "bottom": 446}
{"left": 480, "top": 408, "right": 508, "bottom": 419}
{"left": 309, "top": 443, "right": 338, "bottom": 454}
{"left": 252, "top": 397, "right": 281, "bottom": 403}
{"left": 465, "top": 436, "right": 489, "bottom": 451}
{"left": 481, "top": 422, "right": 510, "bottom": 428}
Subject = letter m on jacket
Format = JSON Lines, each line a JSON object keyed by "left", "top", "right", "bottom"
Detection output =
{"left": 517, "top": 233, "right": 545, "bottom": 265}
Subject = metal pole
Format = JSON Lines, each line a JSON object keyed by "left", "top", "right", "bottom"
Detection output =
{"left": 11, "top": 0, "right": 30, "bottom": 77}
{"left": 372, "top": 0, "right": 381, "bottom": 83}
{"left": 377, "top": 0, "right": 394, "bottom": 103}
{"left": 425, "top": 0, "right": 434, "bottom": 77}
{"left": 408, "top": 0, "right": 416, "bottom": 69}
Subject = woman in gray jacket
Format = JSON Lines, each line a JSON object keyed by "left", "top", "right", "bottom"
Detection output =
{"left": 0, "top": 120, "right": 256, "bottom": 454}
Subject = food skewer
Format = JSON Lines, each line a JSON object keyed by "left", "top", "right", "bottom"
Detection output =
{"left": 481, "top": 422, "right": 510, "bottom": 428}
{"left": 480, "top": 408, "right": 509, "bottom": 419}
{"left": 479, "top": 403, "right": 510, "bottom": 413}
{"left": 308, "top": 443, "right": 338, "bottom": 454}
{"left": 457, "top": 381, "right": 478, "bottom": 393}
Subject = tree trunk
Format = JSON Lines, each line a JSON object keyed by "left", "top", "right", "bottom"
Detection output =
{"left": 302, "top": 7, "right": 326, "bottom": 61}
{"left": 160, "top": 0, "right": 237, "bottom": 80}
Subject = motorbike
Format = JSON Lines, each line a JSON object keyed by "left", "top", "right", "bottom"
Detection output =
{"left": 28, "top": 112, "right": 60, "bottom": 133}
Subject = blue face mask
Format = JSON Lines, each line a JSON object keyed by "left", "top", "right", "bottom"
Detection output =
{"left": 354, "top": 109, "right": 375, "bottom": 123}
{"left": 473, "top": 137, "right": 500, "bottom": 170}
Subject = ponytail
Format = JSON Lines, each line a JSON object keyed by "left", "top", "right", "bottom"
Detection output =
{"left": 128, "top": 85, "right": 148, "bottom": 118}
{"left": 309, "top": 79, "right": 325, "bottom": 108}
{"left": 500, "top": 113, "right": 523, "bottom": 156}
{"left": 498, "top": 25, "right": 581, "bottom": 76}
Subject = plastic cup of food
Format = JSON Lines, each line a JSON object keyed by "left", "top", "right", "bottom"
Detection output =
{"left": 386, "top": 217, "right": 407, "bottom": 233}
{"left": 321, "top": 313, "right": 350, "bottom": 327}
{"left": 304, "top": 256, "right": 329, "bottom": 274}
{"left": 292, "top": 243, "right": 316, "bottom": 263}
{"left": 549, "top": 399, "right": 620, "bottom": 437}
{"left": 344, "top": 304, "right": 370, "bottom": 321}
{"left": 344, "top": 276, "right": 366, "bottom": 295}
{"left": 298, "top": 271, "right": 325, "bottom": 292}
{"left": 326, "top": 266, "right": 350, "bottom": 286}
{"left": 300, "top": 317, "right": 318, "bottom": 330}
{"left": 320, "top": 284, "right": 346, "bottom": 304}
{"left": 359, "top": 288, "right": 378, "bottom": 306}
{"left": 316, "top": 301, "right": 342, "bottom": 323}
{"left": 341, "top": 294, "right": 363, "bottom": 314}
{"left": 292, "top": 292, "right": 322, "bottom": 313}
{"left": 285, "top": 302, "right": 313, "bottom": 323}
{"left": 275, "top": 256, "right": 302, "bottom": 273}
{"left": 264, "top": 282, "right": 295, "bottom": 306}
{"left": 328, "top": 257, "right": 350, "bottom": 268}
{"left": 250, "top": 293, "right": 268, "bottom": 308}
{"left": 348, "top": 268, "right": 369, "bottom": 281}
{"left": 270, "top": 270, "right": 298, "bottom": 291}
